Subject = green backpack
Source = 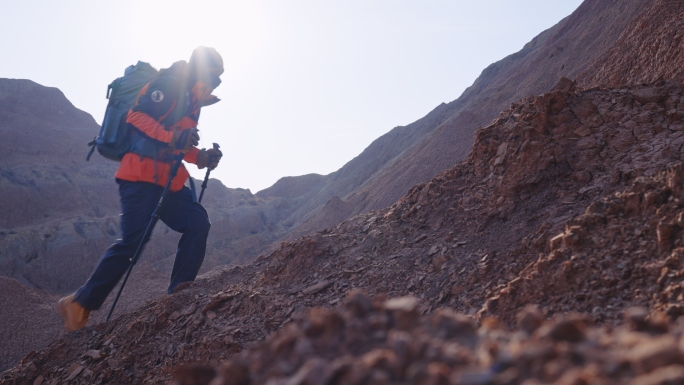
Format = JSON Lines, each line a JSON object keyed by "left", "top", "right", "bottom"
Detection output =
{"left": 87, "top": 61, "right": 159, "bottom": 161}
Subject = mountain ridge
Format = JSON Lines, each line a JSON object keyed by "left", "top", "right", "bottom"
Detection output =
{"left": 278, "top": 0, "right": 653, "bottom": 240}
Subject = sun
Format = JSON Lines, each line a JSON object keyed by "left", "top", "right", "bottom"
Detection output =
{"left": 129, "top": 0, "right": 263, "bottom": 76}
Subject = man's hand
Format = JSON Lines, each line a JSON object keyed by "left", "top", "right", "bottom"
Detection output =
{"left": 197, "top": 143, "right": 222, "bottom": 170}
{"left": 171, "top": 128, "right": 200, "bottom": 151}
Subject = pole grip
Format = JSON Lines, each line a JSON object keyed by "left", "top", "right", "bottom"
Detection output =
{"left": 198, "top": 143, "right": 220, "bottom": 203}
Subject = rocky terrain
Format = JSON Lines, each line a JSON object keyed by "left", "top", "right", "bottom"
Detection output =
{"left": 578, "top": 0, "right": 684, "bottom": 88}
{"left": 5, "top": 76, "right": 684, "bottom": 383}
{"left": 175, "top": 296, "right": 684, "bottom": 385}
{"left": 201, "top": 0, "right": 669, "bottom": 252}
{"left": 483, "top": 164, "right": 684, "bottom": 326}
{"left": 0, "top": 277, "right": 61, "bottom": 374}
{"left": 5, "top": 0, "right": 684, "bottom": 382}
{"left": 0, "top": 0, "right": 618, "bottom": 369}
{"left": 279, "top": 0, "right": 655, "bottom": 240}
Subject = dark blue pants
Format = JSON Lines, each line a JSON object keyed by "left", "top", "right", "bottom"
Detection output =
{"left": 74, "top": 180, "right": 210, "bottom": 310}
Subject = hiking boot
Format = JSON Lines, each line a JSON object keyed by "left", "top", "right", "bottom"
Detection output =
{"left": 58, "top": 295, "right": 91, "bottom": 331}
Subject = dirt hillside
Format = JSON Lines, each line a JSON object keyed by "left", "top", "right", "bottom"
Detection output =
{"left": 284, "top": 0, "right": 653, "bottom": 239}
{"left": 0, "top": 277, "right": 61, "bottom": 372}
{"left": 5, "top": 77, "right": 684, "bottom": 383}
{"left": 483, "top": 163, "right": 684, "bottom": 326}
{"left": 578, "top": 0, "right": 684, "bottom": 88}
{"left": 189, "top": 293, "right": 684, "bottom": 385}
{"left": 6, "top": 0, "right": 684, "bottom": 382}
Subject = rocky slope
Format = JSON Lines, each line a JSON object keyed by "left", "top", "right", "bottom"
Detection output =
{"left": 225, "top": 0, "right": 684, "bottom": 266}
{"left": 0, "top": 0, "right": 633, "bottom": 365}
{"left": 5, "top": 0, "right": 684, "bottom": 380}
{"left": 0, "top": 79, "right": 120, "bottom": 291}
{"left": 483, "top": 164, "right": 684, "bottom": 326}
{"left": 5, "top": 78, "right": 684, "bottom": 383}
{"left": 578, "top": 0, "right": 684, "bottom": 88}
{"left": 278, "top": 0, "right": 654, "bottom": 240}
{"left": 184, "top": 295, "right": 684, "bottom": 385}
{"left": 0, "top": 277, "right": 61, "bottom": 373}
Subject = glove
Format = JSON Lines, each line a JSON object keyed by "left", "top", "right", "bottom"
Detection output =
{"left": 170, "top": 128, "right": 199, "bottom": 151}
{"left": 196, "top": 145, "right": 222, "bottom": 170}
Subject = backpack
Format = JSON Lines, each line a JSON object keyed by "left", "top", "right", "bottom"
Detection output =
{"left": 87, "top": 61, "right": 159, "bottom": 161}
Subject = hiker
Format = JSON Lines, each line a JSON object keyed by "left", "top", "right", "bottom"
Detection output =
{"left": 58, "top": 47, "right": 224, "bottom": 331}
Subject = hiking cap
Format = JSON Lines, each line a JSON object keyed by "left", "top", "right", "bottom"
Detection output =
{"left": 189, "top": 47, "right": 223, "bottom": 89}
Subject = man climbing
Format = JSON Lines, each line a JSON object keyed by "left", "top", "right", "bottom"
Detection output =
{"left": 58, "top": 47, "right": 225, "bottom": 331}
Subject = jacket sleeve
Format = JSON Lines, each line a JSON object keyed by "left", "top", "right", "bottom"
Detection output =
{"left": 183, "top": 147, "right": 200, "bottom": 164}
{"left": 126, "top": 111, "right": 174, "bottom": 143}
{"left": 126, "top": 76, "right": 181, "bottom": 144}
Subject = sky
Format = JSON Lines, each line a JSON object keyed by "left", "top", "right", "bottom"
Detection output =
{"left": 1, "top": 1, "right": 583, "bottom": 193}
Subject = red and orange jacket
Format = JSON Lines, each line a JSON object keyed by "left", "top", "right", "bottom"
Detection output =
{"left": 115, "top": 64, "right": 218, "bottom": 192}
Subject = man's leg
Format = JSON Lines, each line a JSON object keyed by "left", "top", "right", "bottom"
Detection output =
{"left": 159, "top": 186, "right": 211, "bottom": 293}
{"left": 73, "top": 181, "right": 163, "bottom": 310}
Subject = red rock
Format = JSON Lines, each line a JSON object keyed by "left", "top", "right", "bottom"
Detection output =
{"left": 628, "top": 336, "right": 684, "bottom": 374}
{"left": 631, "top": 365, "right": 684, "bottom": 385}
{"left": 517, "top": 305, "right": 544, "bottom": 334}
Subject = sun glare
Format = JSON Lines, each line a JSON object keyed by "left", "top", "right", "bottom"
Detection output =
{"left": 129, "top": 0, "right": 263, "bottom": 76}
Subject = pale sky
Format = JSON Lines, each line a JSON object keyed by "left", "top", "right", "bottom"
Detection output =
{"left": 1, "top": 1, "right": 582, "bottom": 193}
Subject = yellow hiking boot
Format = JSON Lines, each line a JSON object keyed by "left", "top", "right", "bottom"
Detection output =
{"left": 58, "top": 295, "right": 91, "bottom": 331}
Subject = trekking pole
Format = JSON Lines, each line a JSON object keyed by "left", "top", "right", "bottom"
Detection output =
{"left": 106, "top": 153, "right": 185, "bottom": 322}
{"left": 198, "top": 143, "right": 220, "bottom": 204}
